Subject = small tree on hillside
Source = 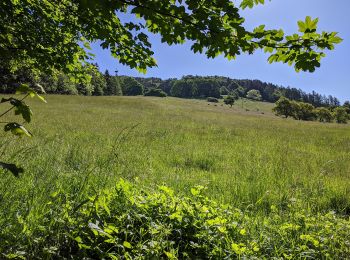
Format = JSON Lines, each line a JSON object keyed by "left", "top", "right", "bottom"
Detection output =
{"left": 246, "top": 89, "right": 262, "bottom": 101}
{"left": 273, "top": 97, "right": 294, "bottom": 118}
{"left": 334, "top": 107, "right": 348, "bottom": 124}
{"left": 293, "top": 102, "right": 316, "bottom": 121}
{"left": 224, "top": 95, "right": 237, "bottom": 107}
{"left": 315, "top": 107, "right": 333, "bottom": 122}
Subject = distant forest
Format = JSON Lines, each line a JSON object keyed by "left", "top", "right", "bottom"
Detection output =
{"left": 134, "top": 75, "right": 344, "bottom": 107}
{"left": 0, "top": 64, "right": 346, "bottom": 107}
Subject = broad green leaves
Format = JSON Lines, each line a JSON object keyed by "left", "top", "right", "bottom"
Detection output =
{"left": 4, "top": 122, "right": 32, "bottom": 137}
{"left": 1, "top": 98, "right": 32, "bottom": 123}
{"left": 1, "top": 84, "right": 46, "bottom": 125}
{"left": 258, "top": 16, "right": 342, "bottom": 72}
{"left": 240, "top": 0, "right": 267, "bottom": 9}
{"left": 298, "top": 16, "right": 318, "bottom": 33}
{"left": 16, "top": 84, "right": 47, "bottom": 103}
{"left": 1, "top": 0, "right": 342, "bottom": 76}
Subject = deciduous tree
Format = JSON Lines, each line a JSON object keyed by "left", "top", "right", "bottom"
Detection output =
{"left": 273, "top": 97, "right": 294, "bottom": 118}
{"left": 246, "top": 89, "right": 262, "bottom": 101}
{"left": 0, "top": 0, "right": 342, "bottom": 80}
{"left": 121, "top": 77, "right": 145, "bottom": 96}
{"left": 315, "top": 107, "right": 333, "bottom": 122}
{"left": 224, "top": 95, "right": 237, "bottom": 107}
{"left": 293, "top": 102, "right": 316, "bottom": 121}
{"left": 334, "top": 107, "right": 348, "bottom": 124}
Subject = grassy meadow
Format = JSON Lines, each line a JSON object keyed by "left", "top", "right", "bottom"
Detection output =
{"left": 0, "top": 95, "right": 349, "bottom": 258}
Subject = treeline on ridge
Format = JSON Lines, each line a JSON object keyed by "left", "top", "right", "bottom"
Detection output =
{"left": 135, "top": 75, "right": 344, "bottom": 108}
{"left": 0, "top": 64, "right": 346, "bottom": 109}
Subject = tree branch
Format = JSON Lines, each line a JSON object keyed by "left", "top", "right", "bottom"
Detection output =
{"left": 118, "top": 0, "right": 309, "bottom": 51}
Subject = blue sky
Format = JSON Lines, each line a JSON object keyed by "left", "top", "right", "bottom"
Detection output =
{"left": 90, "top": 0, "right": 349, "bottom": 102}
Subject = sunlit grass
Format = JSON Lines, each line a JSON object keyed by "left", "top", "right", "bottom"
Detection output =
{"left": 0, "top": 95, "right": 349, "bottom": 257}
{"left": 1, "top": 95, "right": 349, "bottom": 215}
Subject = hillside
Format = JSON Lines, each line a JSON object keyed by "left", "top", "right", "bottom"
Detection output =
{"left": 1, "top": 95, "right": 349, "bottom": 258}
{"left": 2, "top": 95, "right": 348, "bottom": 209}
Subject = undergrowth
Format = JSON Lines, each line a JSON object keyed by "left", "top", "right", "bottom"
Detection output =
{"left": 1, "top": 179, "right": 349, "bottom": 259}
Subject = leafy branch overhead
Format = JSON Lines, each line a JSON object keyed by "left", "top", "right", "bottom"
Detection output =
{"left": 0, "top": 0, "right": 342, "bottom": 76}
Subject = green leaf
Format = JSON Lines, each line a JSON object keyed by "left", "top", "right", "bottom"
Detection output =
{"left": 16, "top": 84, "right": 47, "bottom": 103}
{"left": 1, "top": 98, "right": 33, "bottom": 122}
{"left": 298, "top": 21, "right": 306, "bottom": 33}
{"left": 14, "top": 102, "right": 32, "bottom": 123}
{"left": 4, "top": 123, "right": 33, "bottom": 137}
{"left": 123, "top": 241, "right": 132, "bottom": 249}
{"left": 0, "top": 162, "right": 24, "bottom": 177}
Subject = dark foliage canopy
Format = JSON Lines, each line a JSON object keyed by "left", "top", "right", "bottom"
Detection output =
{"left": 0, "top": 0, "right": 342, "bottom": 82}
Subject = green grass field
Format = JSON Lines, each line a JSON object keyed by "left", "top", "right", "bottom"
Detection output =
{"left": 1, "top": 95, "right": 349, "bottom": 258}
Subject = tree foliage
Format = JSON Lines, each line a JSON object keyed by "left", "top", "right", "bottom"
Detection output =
{"left": 273, "top": 97, "right": 346, "bottom": 124}
{"left": 121, "top": 77, "right": 145, "bottom": 96}
{"left": 144, "top": 88, "right": 167, "bottom": 97}
{"left": 343, "top": 101, "right": 350, "bottom": 114}
{"left": 273, "top": 97, "right": 295, "bottom": 118}
{"left": 224, "top": 95, "right": 237, "bottom": 107}
{"left": 0, "top": 0, "right": 342, "bottom": 82}
{"left": 171, "top": 79, "right": 197, "bottom": 98}
{"left": 91, "top": 67, "right": 107, "bottom": 96}
{"left": 104, "top": 70, "right": 122, "bottom": 96}
{"left": 334, "top": 107, "right": 348, "bottom": 124}
{"left": 315, "top": 107, "right": 333, "bottom": 123}
{"left": 246, "top": 89, "right": 262, "bottom": 101}
{"left": 293, "top": 102, "right": 316, "bottom": 121}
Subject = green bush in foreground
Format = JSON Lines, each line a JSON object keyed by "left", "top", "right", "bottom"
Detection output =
{"left": 1, "top": 180, "right": 349, "bottom": 259}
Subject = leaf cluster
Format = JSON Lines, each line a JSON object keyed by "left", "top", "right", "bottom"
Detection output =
{"left": 0, "top": 0, "right": 343, "bottom": 80}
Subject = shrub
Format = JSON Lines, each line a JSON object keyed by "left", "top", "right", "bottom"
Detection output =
{"left": 207, "top": 97, "right": 219, "bottom": 103}
{"left": 292, "top": 102, "right": 316, "bottom": 121}
{"left": 224, "top": 95, "right": 237, "bottom": 107}
{"left": 273, "top": 97, "right": 294, "bottom": 118}
{"left": 1, "top": 180, "right": 349, "bottom": 259}
{"left": 334, "top": 107, "right": 348, "bottom": 124}
{"left": 246, "top": 89, "right": 262, "bottom": 101}
{"left": 315, "top": 107, "right": 333, "bottom": 122}
{"left": 144, "top": 88, "right": 167, "bottom": 97}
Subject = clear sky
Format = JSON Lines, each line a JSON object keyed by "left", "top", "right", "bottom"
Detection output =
{"left": 90, "top": 0, "right": 349, "bottom": 102}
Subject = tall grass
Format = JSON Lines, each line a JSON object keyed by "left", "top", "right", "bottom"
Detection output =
{"left": 0, "top": 95, "right": 349, "bottom": 257}
{"left": 1, "top": 95, "right": 349, "bottom": 214}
